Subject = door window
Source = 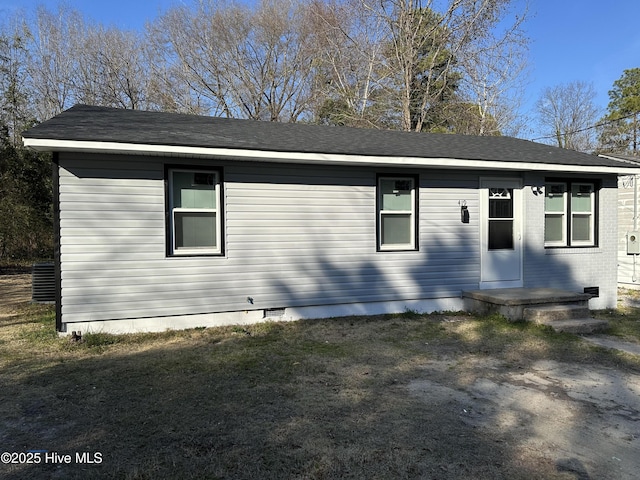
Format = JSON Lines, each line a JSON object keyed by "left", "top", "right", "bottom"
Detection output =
{"left": 488, "top": 188, "right": 513, "bottom": 250}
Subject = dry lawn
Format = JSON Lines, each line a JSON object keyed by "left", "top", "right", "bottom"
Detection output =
{"left": 1, "top": 274, "right": 640, "bottom": 479}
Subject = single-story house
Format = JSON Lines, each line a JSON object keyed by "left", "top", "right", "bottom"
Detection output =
{"left": 22, "top": 105, "right": 640, "bottom": 334}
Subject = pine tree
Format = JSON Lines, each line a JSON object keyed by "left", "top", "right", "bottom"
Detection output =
{"left": 599, "top": 68, "right": 640, "bottom": 156}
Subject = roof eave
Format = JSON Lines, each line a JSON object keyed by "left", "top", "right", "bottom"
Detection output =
{"left": 599, "top": 154, "right": 640, "bottom": 166}
{"left": 23, "top": 138, "right": 640, "bottom": 175}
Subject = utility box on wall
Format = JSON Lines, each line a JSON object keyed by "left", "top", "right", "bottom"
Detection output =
{"left": 628, "top": 231, "right": 640, "bottom": 254}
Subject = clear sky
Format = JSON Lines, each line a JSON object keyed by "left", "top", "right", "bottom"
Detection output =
{"left": 2, "top": 0, "right": 639, "bottom": 140}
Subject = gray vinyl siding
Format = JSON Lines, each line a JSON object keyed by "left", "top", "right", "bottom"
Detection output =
{"left": 58, "top": 153, "right": 480, "bottom": 325}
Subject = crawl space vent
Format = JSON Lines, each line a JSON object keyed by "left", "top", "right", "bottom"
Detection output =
{"left": 583, "top": 287, "right": 599, "bottom": 298}
{"left": 264, "top": 308, "right": 286, "bottom": 318}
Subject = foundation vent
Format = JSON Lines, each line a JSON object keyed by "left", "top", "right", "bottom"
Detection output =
{"left": 264, "top": 308, "right": 286, "bottom": 318}
{"left": 583, "top": 286, "right": 599, "bottom": 298}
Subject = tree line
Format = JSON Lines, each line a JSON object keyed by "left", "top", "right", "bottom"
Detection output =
{"left": 1, "top": 0, "right": 529, "bottom": 138}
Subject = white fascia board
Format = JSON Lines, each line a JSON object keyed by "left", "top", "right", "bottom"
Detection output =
{"left": 22, "top": 137, "right": 640, "bottom": 175}
{"left": 599, "top": 154, "right": 640, "bottom": 166}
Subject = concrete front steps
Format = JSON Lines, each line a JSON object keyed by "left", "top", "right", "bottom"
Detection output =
{"left": 462, "top": 288, "right": 608, "bottom": 334}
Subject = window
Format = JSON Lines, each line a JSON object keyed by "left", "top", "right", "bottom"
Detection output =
{"left": 544, "top": 180, "right": 596, "bottom": 247}
{"left": 488, "top": 187, "right": 514, "bottom": 250}
{"left": 544, "top": 183, "right": 567, "bottom": 246}
{"left": 167, "top": 167, "right": 222, "bottom": 255}
{"left": 377, "top": 175, "right": 417, "bottom": 251}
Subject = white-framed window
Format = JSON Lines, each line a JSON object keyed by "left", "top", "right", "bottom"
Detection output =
{"left": 544, "top": 180, "right": 596, "bottom": 247}
{"left": 377, "top": 175, "right": 417, "bottom": 251}
{"left": 167, "top": 167, "right": 222, "bottom": 256}
{"left": 544, "top": 182, "right": 567, "bottom": 247}
{"left": 570, "top": 183, "right": 595, "bottom": 246}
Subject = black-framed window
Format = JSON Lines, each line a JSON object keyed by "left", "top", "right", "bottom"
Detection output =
{"left": 166, "top": 166, "right": 223, "bottom": 256}
{"left": 377, "top": 175, "right": 418, "bottom": 251}
{"left": 544, "top": 180, "right": 597, "bottom": 247}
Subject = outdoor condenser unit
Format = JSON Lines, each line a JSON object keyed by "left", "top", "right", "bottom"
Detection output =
{"left": 31, "top": 263, "right": 56, "bottom": 303}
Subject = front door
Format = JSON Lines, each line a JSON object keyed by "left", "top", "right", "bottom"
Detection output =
{"left": 480, "top": 178, "right": 523, "bottom": 288}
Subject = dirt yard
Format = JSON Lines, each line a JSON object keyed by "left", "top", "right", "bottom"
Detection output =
{"left": 1, "top": 273, "right": 640, "bottom": 479}
{"left": 0, "top": 273, "right": 32, "bottom": 320}
{"left": 409, "top": 355, "right": 640, "bottom": 479}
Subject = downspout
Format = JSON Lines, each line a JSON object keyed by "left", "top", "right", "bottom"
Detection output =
{"left": 635, "top": 174, "right": 638, "bottom": 231}
{"left": 634, "top": 174, "right": 638, "bottom": 282}
{"left": 52, "top": 153, "right": 63, "bottom": 332}
{"left": 634, "top": 113, "right": 638, "bottom": 156}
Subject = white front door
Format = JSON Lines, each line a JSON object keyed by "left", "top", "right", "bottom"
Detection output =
{"left": 480, "top": 178, "right": 523, "bottom": 288}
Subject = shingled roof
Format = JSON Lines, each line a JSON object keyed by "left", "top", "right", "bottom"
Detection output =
{"left": 21, "top": 104, "right": 640, "bottom": 174}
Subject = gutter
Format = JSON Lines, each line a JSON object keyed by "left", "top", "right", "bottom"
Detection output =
{"left": 52, "top": 153, "right": 63, "bottom": 332}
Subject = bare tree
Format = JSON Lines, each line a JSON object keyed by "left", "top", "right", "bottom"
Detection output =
{"left": 152, "top": 0, "right": 316, "bottom": 121}
{"left": 13, "top": 0, "right": 530, "bottom": 132}
{"left": 0, "top": 19, "right": 33, "bottom": 143}
{"left": 310, "top": 0, "right": 529, "bottom": 132}
{"left": 380, "top": 1, "right": 455, "bottom": 131}
{"left": 149, "top": 1, "right": 244, "bottom": 116}
{"left": 74, "top": 25, "right": 151, "bottom": 110}
{"left": 307, "top": 0, "right": 391, "bottom": 127}
{"left": 457, "top": 2, "right": 529, "bottom": 136}
{"left": 145, "top": 24, "right": 210, "bottom": 115}
{"left": 366, "top": 0, "right": 528, "bottom": 132}
{"left": 25, "top": 5, "right": 80, "bottom": 121}
{"left": 25, "top": 5, "right": 156, "bottom": 118}
{"left": 536, "top": 81, "right": 600, "bottom": 152}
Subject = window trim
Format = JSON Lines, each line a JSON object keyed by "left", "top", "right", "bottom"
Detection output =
{"left": 165, "top": 165, "right": 224, "bottom": 257}
{"left": 376, "top": 174, "right": 419, "bottom": 252}
{"left": 544, "top": 179, "right": 598, "bottom": 248}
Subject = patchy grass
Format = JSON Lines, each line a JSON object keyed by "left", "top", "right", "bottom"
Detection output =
{"left": 1, "top": 299, "right": 640, "bottom": 479}
{"left": 594, "top": 295, "right": 640, "bottom": 342}
{"left": 611, "top": 316, "right": 640, "bottom": 340}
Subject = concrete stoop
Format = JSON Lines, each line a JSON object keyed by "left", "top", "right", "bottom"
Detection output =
{"left": 523, "top": 304, "right": 608, "bottom": 334}
{"left": 462, "top": 288, "right": 608, "bottom": 334}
